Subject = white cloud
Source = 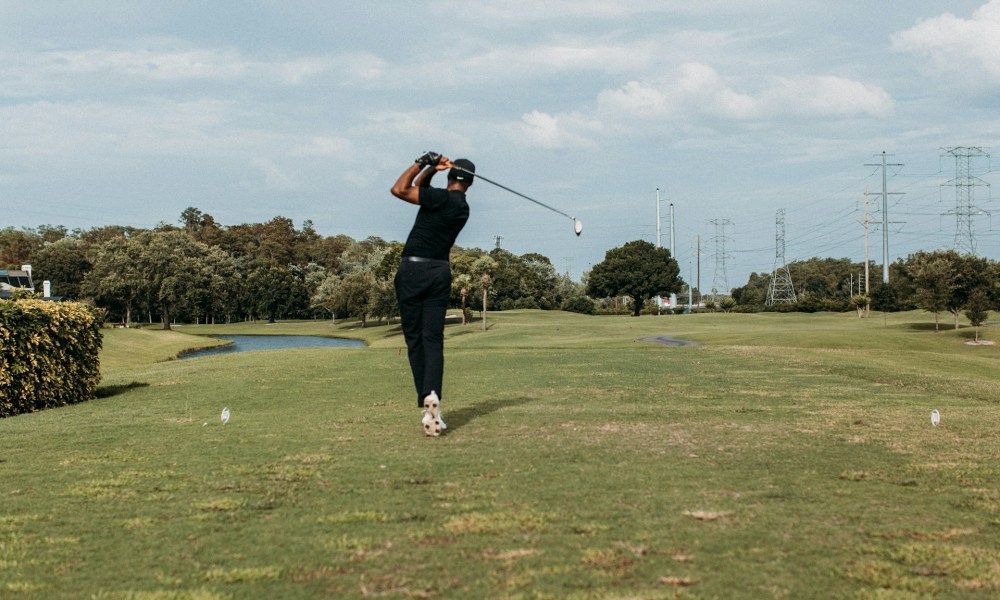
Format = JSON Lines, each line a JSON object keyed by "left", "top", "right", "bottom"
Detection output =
{"left": 430, "top": 0, "right": 785, "bottom": 22}
{"left": 248, "top": 157, "right": 297, "bottom": 191}
{"left": 293, "top": 136, "right": 353, "bottom": 159}
{"left": 891, "top": 0, "right": 1000, "bottom": 84}
{"left": 0, "top": 98, "right": 274, "bottom": 163}
{"left": 759, "top": 76, "right": 894, "bottom": 119}
{"left": 597, "top": 63, "right": 893, "bottom": 124}
{"left": 0, "top": 46, "right": 336, "bottom": 98}
{"left": 505, "top": 110, "right": 601, "bottom": 150}
{"left": 430, "top": 0, "right": 665, "bottom": 21}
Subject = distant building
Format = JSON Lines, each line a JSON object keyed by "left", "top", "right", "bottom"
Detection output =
{"left": 0, "top": 266, "right": 35, "bottom": 299}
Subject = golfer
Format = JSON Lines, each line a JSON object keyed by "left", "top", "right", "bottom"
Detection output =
{"left": 391, "top": 152, "right": 474, "bottom": 436}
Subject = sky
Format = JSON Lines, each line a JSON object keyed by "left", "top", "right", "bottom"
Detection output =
{"left": 2, "top": 1, "right": 999, "bottom": 291}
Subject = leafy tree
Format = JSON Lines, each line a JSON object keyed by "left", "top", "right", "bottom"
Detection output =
{"left": 367, "top": 277, "right": 398, "bottom": 324}
{"left": 312, "top": 234, "right": 354, "bottom": 271}
{"left": 334, "top": 272, "right": 377, "bottom": 327}
{"left": 909, "top": 252, "right": 955, "bottom": 331}
{"left": 198, "top": 246, "right": 241, "bottom": 324}
{"left": 180, "top": 207, "right": 223, "bottom": 246}
{"left": 257, "top": 217, "right": 298, "bottom": 267}
{"left": 586, "top": 240, "right": 681, "bottom": 316}
{"left": 520, "top": 253, "right": 559, "bottom": 309}
{"left": 35, "top": 224, "right": 69, "bottom": 244}
{"left": 294, "top": 220, "right": 324, "bottom": 265}
{"left": 311, "top": 272, "right": 378, "bottom": 326}
{"left": 81, "top": 236, "right": 147, "bottom": 325}
{"left": 946, "top": 253, "right": 992, "bottom": 329}
{"left": 964, "top": 289, "right": 991, "bottom": 342}
{"left": 374, "top": 243, "right": 404, "bottom": 281}
{"left": 487, "top": 249, "right": 528, "bottom": 310}
{"left": 0, "top": 227, "right": 43, "bottom": 268}
{"left": 31, "top": 237, "right": 92, "bottom": 299}
{"left": 135, "top": 231, "right": 213, "bottom": 330}
{"left": 339, "top": 237, "right": 392, "bottom": 276}
{"left": 246, "top": 265, "right": 305, "bottom": 324}
{"left": 311, "top": 274, "right": 341, "bottom": 320}
{"left": 731, "top": 272, "right": 768, "bottom": 309}
{"left": 78, "top": 225, "right": 145, "bottom": 246}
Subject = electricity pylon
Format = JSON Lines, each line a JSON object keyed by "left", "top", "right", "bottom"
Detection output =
{"left": 766, "top": 209, "right": 796, "bottom": 305}
{"left": 709, "top": 218, "right": 732, "bottom": 300}
{"left": 941, "top": 146, "right": 991, "bottom": 255}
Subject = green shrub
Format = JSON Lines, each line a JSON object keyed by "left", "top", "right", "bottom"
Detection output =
{"left": 513, "top": 297, "right": 540, "bottom": 310}
{"left": 0, "top": 298, "right": 102, "bottom": 417}
{"left": 560, "top": 295, "right": 596, "bottom": 315}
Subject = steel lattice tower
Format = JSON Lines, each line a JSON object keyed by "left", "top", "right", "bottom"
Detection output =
{"left": 766, "top": 209, "right": 797, "bottom": 305}
{"left": 709, "top": 218, "right": 732, "bottom": 300}
{"left": 941, "top": 147, "right": 990, "bottom": 255}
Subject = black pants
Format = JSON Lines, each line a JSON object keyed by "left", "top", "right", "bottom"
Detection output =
{"left": 394, "top": 259, "right": 452, "bottom": 407}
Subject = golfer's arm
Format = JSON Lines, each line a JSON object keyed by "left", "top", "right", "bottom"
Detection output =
{"left": 414, "top": 167, "right": 436, "bottom": 188}
{"left": 390, "top": 164, "right": 423, "bottom": 205}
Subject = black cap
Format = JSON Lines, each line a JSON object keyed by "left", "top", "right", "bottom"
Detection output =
{"left": 448, "top": 158, "right": 475, "bottom": 183}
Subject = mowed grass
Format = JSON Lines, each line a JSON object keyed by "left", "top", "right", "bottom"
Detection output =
{"left": 1, "top": 310, "right": 999, "bottom": 599}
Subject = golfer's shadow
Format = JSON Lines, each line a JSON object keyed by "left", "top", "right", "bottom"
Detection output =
{"left": 445, "top": 395, "right": 533, "bottom": 432}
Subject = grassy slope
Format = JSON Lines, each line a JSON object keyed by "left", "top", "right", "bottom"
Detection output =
{"left": 1, "top": 311, "right": 998, "bottom": 599}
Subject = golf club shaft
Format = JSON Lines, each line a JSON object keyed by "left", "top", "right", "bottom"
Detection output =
{"left": 450, "top": 165, "right": 575, "bottom": 221}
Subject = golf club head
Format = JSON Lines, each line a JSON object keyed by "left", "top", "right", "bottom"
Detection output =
{"left": 574, "top": 218, "right": 583, "bottom": 236}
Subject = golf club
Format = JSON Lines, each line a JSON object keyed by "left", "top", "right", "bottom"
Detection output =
{"left": 449, "top": 164, "right": 583, "bottom": 236}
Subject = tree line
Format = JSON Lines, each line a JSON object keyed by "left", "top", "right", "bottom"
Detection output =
{"left": 1, "top": 208, "right": 592, "bottom": 328}
{"left": 731, "top": 251, "right": 1000, "bottom": 325}
{"left": 3, "top": 210, "right": 996, "bottom": 324}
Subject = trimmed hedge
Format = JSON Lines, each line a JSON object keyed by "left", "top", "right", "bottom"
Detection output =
{"left": 0, "top": 298, "right": 102, "bottom": 417}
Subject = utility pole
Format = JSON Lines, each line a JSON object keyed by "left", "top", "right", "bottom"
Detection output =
{"left": 669, "top": 203, "right": 676, "bottom": 259}
{"left": 941, "top": 146, "right": 991, "bottom": 255}
{"left": 493, "top": 234, "right": 503, "bottom": 249}
{"left": 696, "top": 235, "right": 701, "bottom": 304}
{"left": 655, "top": 189, "right": 663, "bottom": 248}
{"left": 865, "top": 151, "right": 904, "bottom": 284}
{"left": 863, "top": 192, "right": 869, "bottom": 294}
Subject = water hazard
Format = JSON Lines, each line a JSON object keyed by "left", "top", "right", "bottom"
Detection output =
{"left": 179, "top": 335, "right": 365, "bottom": 359}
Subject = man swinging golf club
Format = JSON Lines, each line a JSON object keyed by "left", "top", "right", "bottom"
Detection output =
{"left": 391, "top": 151, "right": 474, "bottom": 436}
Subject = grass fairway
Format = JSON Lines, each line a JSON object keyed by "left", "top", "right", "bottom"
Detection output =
{"left": 2, "top": 310, "right": 999, "bottom": 599}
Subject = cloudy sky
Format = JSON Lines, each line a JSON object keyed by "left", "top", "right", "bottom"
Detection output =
{"left": 2, "top": 1, "right": 999, "bottom": 290}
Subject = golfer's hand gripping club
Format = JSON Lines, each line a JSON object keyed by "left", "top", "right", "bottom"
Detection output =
{"left": 415, "top": 151, "right": 442, "bottom": 169}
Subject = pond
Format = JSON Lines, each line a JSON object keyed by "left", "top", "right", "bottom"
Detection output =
{"left": 179, "top": 335, "right": 366, "bottom": 359}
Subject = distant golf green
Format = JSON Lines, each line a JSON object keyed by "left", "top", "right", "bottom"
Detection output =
{"left": 1, "top": 310, "right": 998, "bottom": 598}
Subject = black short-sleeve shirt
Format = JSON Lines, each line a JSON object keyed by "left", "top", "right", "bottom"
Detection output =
{"left": 401, "top": 187, "right": 470, "bottom": 261}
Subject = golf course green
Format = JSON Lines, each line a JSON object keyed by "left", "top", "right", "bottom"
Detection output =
{"left": 2, "top": 310, "right": 998, "bottom": 598}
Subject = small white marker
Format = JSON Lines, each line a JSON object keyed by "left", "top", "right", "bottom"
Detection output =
{"left": 930, "top": 409, "right": 940, "bottom": 427}
{"left": 221, "top": 407, "right": 231, "bottom": 425}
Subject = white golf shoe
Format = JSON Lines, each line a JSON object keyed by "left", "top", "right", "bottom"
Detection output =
{"left": 422, "top": 391, "right": 443, "bottom": 437}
